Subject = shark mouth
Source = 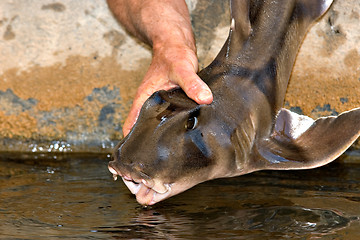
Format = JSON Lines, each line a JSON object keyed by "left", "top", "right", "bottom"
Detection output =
{"left": 108, "top": 165, "right": 172, "bottom": 206}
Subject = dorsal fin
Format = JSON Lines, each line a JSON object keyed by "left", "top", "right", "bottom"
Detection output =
{"left": 218, "top": 0, "right": 333, "bottom": 62}
{"left": 199, "top": 0, "right": 252, "bottom": 75}
{"left": 227, "top": 0, "right": 252, "bottom": 54}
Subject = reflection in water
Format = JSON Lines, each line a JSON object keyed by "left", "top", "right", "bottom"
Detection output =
{"left": 98, "top": 206, "right": 353, "bottom": 239}
{"left": 0, "top": 156, "right": 359, "bottom": 239}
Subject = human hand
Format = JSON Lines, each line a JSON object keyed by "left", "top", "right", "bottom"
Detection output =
{"left": 122, "top": 44, "right": 213, "bottom": 136}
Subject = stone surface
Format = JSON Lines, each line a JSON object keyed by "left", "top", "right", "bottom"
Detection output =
{"left": 0, "top": 0, "right": 359, "bottom": 155}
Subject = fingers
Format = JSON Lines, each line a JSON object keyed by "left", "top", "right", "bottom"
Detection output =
{"left": 122, "top": 71, "right": 177, "bottom": 137}
{"left": 122, "top": 80, "right": 161, "bottom": 137}
{"left": 122, "top": 99, "right": 142, "bottom": 137}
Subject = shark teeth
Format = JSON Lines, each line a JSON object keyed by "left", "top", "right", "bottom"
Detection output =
{"left": 108, "top": 165, "right": 172, "bottom": 205}
{"left": 112, "top": 174, "right": 118, "bottom": 181}
{"left": 121, "top": 177, "right": 172, "bottom": 205}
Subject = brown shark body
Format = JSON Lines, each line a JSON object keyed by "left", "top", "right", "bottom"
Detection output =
{"left": 109, "top": 0, "right": 360, "bottom": 205}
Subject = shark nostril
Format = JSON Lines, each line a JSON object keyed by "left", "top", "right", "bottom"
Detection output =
{"left": 139, "top": 171, "right": 151, "bottom": 180}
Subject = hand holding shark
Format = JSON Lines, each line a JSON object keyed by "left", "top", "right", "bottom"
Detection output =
{"left": 109, "top": 0, "right": 360, "bottom": 206}
{"left": 122, "top": 43, "right": 213, "bottom": 136}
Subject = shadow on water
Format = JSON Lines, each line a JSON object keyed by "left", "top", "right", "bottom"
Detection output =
{"left": 0, "top": 154, "right": 359, "bottom": 239}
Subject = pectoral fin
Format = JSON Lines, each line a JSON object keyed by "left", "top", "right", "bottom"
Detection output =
{"left": 254, "top": 108, "right": 360, "bottom": 170}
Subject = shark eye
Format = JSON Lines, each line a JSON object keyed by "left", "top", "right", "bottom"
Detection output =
{"left": 185, "top": 116, "right": 198, "bottom": 130}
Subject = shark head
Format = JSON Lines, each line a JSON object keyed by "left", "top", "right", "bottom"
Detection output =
{"left": 108, "top": 89, "right": 235, "bottom": 205}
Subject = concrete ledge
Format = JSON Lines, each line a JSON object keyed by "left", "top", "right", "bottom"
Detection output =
{"left": 0, "top": 0, "right": 359, "bottom": 154}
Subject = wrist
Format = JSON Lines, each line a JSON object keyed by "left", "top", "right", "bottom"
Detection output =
{"left": 139, "top": 1, "right": 196, "bottom": 52}
{"left": 152, "top": 35, "right": 196, "bottom": 57}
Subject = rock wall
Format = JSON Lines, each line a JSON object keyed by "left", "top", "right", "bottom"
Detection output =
{"left": 0, "top": 0, "right": 359, "bottom": 155}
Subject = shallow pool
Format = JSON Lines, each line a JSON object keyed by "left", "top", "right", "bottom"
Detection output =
{"left": 1, "top": 154, "right": 359, "bottom": 239}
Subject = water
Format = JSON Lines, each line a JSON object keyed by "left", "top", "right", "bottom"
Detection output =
{"left": 1, "top": 155, "right": 359, "bottom": 239}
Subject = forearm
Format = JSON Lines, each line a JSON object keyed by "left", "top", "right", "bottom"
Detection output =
{"left": 107, "top": 0, "right": 196, "bottom": 52}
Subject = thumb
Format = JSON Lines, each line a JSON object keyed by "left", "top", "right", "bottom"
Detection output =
{"left": 176, "top": 70, "right": 213, "bottom": 105}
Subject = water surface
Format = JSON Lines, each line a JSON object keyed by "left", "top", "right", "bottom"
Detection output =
{"left": 1, "top": 155, "right": 359, "bottom": 239}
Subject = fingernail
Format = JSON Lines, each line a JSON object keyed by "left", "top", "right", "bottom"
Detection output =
{"left": 197, "top": 90, "right": 212, "bottom": 103}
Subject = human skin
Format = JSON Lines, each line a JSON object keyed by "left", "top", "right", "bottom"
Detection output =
{"left": 107, "top": 0, "right": 213, "bottom": 136}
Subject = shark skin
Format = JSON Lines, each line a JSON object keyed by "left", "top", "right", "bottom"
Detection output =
{"left": 108, "top": 0, "right": 360, "bottom": 206}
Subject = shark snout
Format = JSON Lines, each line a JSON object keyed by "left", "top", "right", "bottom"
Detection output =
{"left": 108, "top": 160, "right": 172, "bottom": 205}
